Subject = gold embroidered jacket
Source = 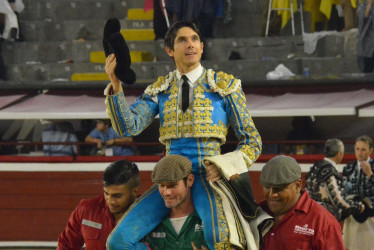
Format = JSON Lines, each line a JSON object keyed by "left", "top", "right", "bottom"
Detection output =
{"left": 105, "top": 68, "right": 261, "bottom": 167}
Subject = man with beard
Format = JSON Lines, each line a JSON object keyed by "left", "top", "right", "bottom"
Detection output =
{"left": 57, "top": 160, "right": 140, "bottom": 250}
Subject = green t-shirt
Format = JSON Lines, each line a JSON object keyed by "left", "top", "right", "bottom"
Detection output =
{"left": 145, "top": 210, "right": 207, "bottom": 250}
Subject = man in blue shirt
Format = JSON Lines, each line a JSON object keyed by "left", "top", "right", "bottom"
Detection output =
{"left": 85, "top": 119, "right": 133, "bottom": 156}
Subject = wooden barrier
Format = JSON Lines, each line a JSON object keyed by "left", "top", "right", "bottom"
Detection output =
{"left": 0, "top": 153, "right": 361, "bottom": 241}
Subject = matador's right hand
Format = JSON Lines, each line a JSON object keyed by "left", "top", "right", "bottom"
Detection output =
{"left": 105, "top": 54, "right": 121, "bottom": 94}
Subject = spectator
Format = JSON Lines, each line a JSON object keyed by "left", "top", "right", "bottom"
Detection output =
{"left": 152, "top": 0, "right": 169, "bottom": 40}
{"left": 259, "top": 155, "right": 345, "bottom": 249}
{"left": 284, "top": 116, "right": 317, "bottom": 155}
{"left": 357, "top": 0, "right": 374, "bottom": 73}
{"left": 261, "top": 0, "right": 281, "bottom": 36}
{"left": 135, "top": 155, "right": 207, "bottom": 249}
{"left": 0, "top": 0, "right": 18, "bottom": 41}
{"left": 166, "top": 0, "right": 216, "bottom": 39}
{"left": 42, "top": 121, "right": 78, "bottom": 156}
{"left": 342, "top": 135, "right": 374, "bottom": 250}
{"left": 0, "top": 10, "right": 6, "bottom": 81}
{"left": 76, "top": 119, "right": 96, "bottom": 155}
{"left": 0, "top": 38, "right": 6, "bottom": 80}
{"left": 57, "top": 160, "right": 140, "bottom": 250}
{"left": 0, "top": 0, "right": 18, "bottom": 80}
{"left": 7, "top": 0, "right": 24, "bottom": 41}
{"left": 305, "top": 138, "right": 364, "bottom": 220}
{"left": 339, "top": 0, "right": 357, "bottom": 31}
{"left": 85, "top": 119, "right": 133, "bottom": 156}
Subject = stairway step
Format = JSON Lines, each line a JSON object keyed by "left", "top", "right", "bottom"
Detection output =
{"left": 90, "top": 51, "right": 152, "bottom": 63}
{"left": 124, "top": 20, "right": 153, "bottom": 29}
{"left": 2, "top": 40, "right": 162, "bottom": 64}
{"left": 127, "top": 8, "right": 153, "bottom": 20}
{"left": 19, "top": 19, "right": 155, "bottom": 42}
{"left": 121, "top": 29, "right": 155, "bottom": 41}
{"left": 6, "top": 57, "right": 360, "bottom": 83}
{"left": 71, "top": 72, "right": 109, "bottom": 81}
{"left": 20, "top": 0, "right": 129, "bottom": 21}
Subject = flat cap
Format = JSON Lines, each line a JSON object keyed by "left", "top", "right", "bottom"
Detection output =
{"left": 152, "top": 155, "right": 192, "bottom": 183}
{"left": 260, "top": 155, "right": 301, "bottom": 187}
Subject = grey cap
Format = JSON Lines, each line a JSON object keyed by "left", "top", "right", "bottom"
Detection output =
{"left": 152, "top": 155, "right": 192, "bottom": 183}
{"left": 260, "top": 155, "right": 301, "bottom": 187}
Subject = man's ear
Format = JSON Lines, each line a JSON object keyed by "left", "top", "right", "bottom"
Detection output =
{"left": 132, "top": 186, "right": 140, "bottom": 197}
{"left": 295, "top": 179, "right": 302, "bottom": 192}
{"left": 187, "top": 174, "right": 194, "bottom": 188}
{"left": 165, "top": 46, "right": 174, "bottom": 57}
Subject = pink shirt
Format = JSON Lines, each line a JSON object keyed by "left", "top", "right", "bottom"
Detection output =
{"left": 260, "top": 191, "right": 345, "bottom": 250}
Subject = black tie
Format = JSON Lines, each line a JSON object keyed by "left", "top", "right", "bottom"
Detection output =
{"left": 181, "top": 75, "right": 189, "bottom": 112}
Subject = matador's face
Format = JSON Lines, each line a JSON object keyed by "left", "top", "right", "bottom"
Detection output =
{"left": 165, "top": 27, "right": 203, "bottom": 73}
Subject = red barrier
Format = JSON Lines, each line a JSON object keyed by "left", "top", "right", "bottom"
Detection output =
{"left": 0, "top": 153, "right": 358, "bottom": 163}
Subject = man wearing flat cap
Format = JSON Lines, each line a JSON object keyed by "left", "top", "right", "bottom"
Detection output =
{"left": 133, "top": 155, "right": 207, "bottom": 249}
{"left": 259, "top": 155, "right": 345, "bottom": 250}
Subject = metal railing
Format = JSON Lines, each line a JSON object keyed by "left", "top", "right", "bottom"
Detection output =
{"left": 0, "top": 140, "right": 359, "bottom": 163}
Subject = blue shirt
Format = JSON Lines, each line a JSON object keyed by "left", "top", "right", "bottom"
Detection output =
{"left": 89, "top": 127, "right": 133, "bottom": 156}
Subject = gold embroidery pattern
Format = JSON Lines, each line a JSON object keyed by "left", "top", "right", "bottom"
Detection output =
{"left": 164, "top": 140, "right": 171, "bottom": 155}
{"left": 144, "top": 71, "right": 177, "bottom": 96}
{"left": 159, "top": 73, "right": 229, "bottom": 144}
{"left": 199, "top": 138, "right": 229, "bottom": 245}
{"left": 229, "top": 89, "right": 262, "bottom": 164}
{"left": 144, "top": 76, "right": 167, "bottom": 95}
{"left": 208, "top": 70, "right": 241, "bottom": 97}
{"left": 160, "top": 81, "right": 179, "bottom": 140}
{"left": 214, "top": 190, "right": 230, "bottom": 244}
{"left": 214, "top": 242, "right": 234, "bottom": 250}
{"left": 193, "top": 86, "right": 213, "bottom": 124}
{"left": 201, "top": 138, "right": 221, "bottom": 158}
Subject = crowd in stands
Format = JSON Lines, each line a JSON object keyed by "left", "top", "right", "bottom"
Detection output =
{"left": 40, "top": 119, "right": 135, "bottom": 157}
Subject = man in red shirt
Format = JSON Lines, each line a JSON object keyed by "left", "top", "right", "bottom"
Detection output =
{"left": 57, "top": 160, "right": 140, "bottom": 250}
{"left": 259, "top": 155, "right": 345, "bottom": 250}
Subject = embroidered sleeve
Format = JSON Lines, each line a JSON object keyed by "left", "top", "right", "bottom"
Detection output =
{"left": 326, "top": 175, "right": 362, "bottom": 215}
{"left": 105, "top": 89, "right": 159, "bottom": 137}
{"left": 342, "top": 163, "right": 356, "bottom": 197}
{"left": 369, "top": 174, "right": 374, "bottom": 185}
{"left": 224, "top": 87, "right": 262, "bottom": 167}
{"left": 368, "top": 162, "right": 374, "bottom": 185}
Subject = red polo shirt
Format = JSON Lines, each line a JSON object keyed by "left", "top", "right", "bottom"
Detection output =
{"left": 57, "top": 194, "right": 115, "bottom": 250}
{"left": 260, "top": 191, "right": 345, "bottom": 250}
